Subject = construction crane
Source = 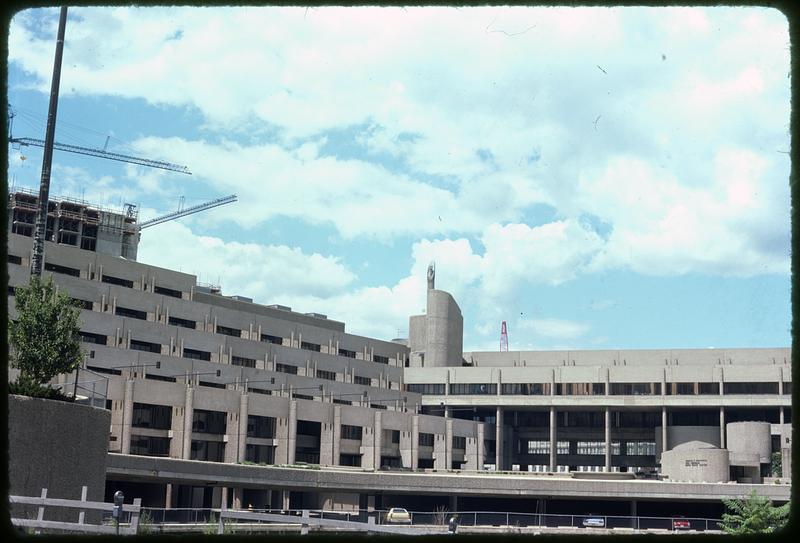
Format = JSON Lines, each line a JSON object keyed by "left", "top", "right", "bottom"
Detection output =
{"left": 8, "top": 109, "right": 191, "bottom": 175}
{"left": 500, "top": 321, "right": 509, "bottom": 352}
{"left": 138, "top": 194, "right": 238, "bottom": 230}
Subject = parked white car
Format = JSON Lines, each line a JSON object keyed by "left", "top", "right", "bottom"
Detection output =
{"left": 385, "top": 507, "right": 412, "bottom": 524}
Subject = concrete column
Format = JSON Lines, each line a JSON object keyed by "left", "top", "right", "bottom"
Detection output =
{"left": 495, "top": 407, "right": 503, "bottom": 471}
{"left": 780, "top": 407, "right": 784, "bottom": 426}
{"left": 237, "top": 392, "right": 248, "bottom": 463}
{"left": 373, "top": 410, "right": 383, "bottom": 470}
{"left": 220, "top": 487, "right": 229, "bottom": 509}
{"left": 183, "top": 385, "right": 194, "bottom": 459}
{"left": 445, "top": 418, "right": 454, "bottom": 469}
{"left": 549, "top": 407, "right": 557, "bottom": 471}
{"left": 476, "top": 422, "right": 485, "bottom": 470}
{"left": 320, "top": 418, "right": 334, "bottom": 466}
{"left": 604, "top": 408, "right": 611, "bottom": 472}
{"left": 232, "top": 487, "right": 243, "bottom": 509}
{"left": 411, "top": 415, "right": 420, "bottom": 469}
{"left": 605, "top": 368, "right": 610, "bottom": 396}
{"left": 281, "top": 490, "right": 290, "bottom": 511}
{"left": 400, "top": 419, "right": 413, "bottom": 469}
{"left": 719, "top": 407, "right": 726, "bottom": 449}
{"left": 661, "top": 407, "right": 668, "bottom": 453}
{"left": 121, "top": 378, "right": 135, "bottom": 454}
{"left": 333, "top": 405, "right": 341, "bottom": 466}
{"left": 287, "top": 401, "right": 297, "bottom": 464}
{"left": 165, "top": 484, "right": 173, "bottom": 509}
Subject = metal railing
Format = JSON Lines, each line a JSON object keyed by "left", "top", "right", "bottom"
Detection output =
{"left": 138, "top": 507, "right": 722, "bottom": 533}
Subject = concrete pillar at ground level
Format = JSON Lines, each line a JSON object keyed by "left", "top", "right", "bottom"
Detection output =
{"left": 121, "top": 379, "right": 135, "bottom": 454}
{"left": 549, "top": 407, "right": 557, "bottom": 471}
{"left": 182, "top": 386, "right": 194, "bottom": 460}
{"left": 288, "top": 401, "right": 297, "bottom": 465}
{"left": 495, "top": 407, "right": 503, "bottom": 471}
{"left": 373, "top": 410, "right": 383, "bottom": 470}
{"left": 237, "top": 392, "right": 248, "bottom": 463}
{"left": 476, "top": 422, "right": 484, "bottom": 469}
{"left": 233, "top": 487, "right": 243, "bottom": 509}
{"left": 604, "top": 408, "right": 611, "bottom": 472}
{"left": 661, "top": 407, "right": 668, "bottom": 453}
{"left": 445, "top": 418, "right": 453, "bottom": 468}
{"left": 281, "top": 490, "right": 290, "bottom": 511}
{"left": 333, "top": 405, "right": 341, "bottom": 466}
{"left": 320, "top": 417, "right": 335, "bottom": 466}
{"left": 165, "top": 484, "right": 173, "bottom": 509}
{"left": 411, "top": 415, "right": 420, "bottom": 469}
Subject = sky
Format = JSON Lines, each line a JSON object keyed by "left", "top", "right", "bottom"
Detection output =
{"left": 6, "top": 6, "right": 792, "bottom": 352}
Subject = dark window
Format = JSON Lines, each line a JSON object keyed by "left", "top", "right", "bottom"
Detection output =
{"left": 44, "top": 262, "right": 80, "bottom": 277}
{"left": 724, "top": 382, "right": 779, "bottom": 395}
{"left": 132, "top": 403, "right": 172, "bottom": 430}
{"left": 316, "top": 369, "right": 336, "bottom": 381}
{"left": 130, "top": 435, "right": 171, "bottom": 457}
{"left": 338, "top": 348, "right": 356, "bottom": 358}
{"left": 248, "top": 387, "right": 272, "bottom": 395}
{"left": 115, "top": 306, "right": 147, "bottom": 320}
{"left": 501, "top": 383, "right": 549, "bottom": 395}
{"left": 72, "top": 298, "right": 93, "bottom": 310}
{"left": 417, "top": 458, "right": 434, "bottom": 469}
{"left": 295, "top": 451, "right": 320, "bottom": 464}
{"left": 8, "top": 254, "right": 22, "bottom": 265}
{"left": 406, "top": 383, "right": 445, "bottom": 395}
{"left": 79, "top": 331, "right": 107, "bottom": 345}
{"left": 169, "top": 316, "right": 196, "bottom": 329}
{"left": 154, "top": 285, "right": 182, "bottom": 298}
{"left": 354, "top": 375, "right": 372, "bottom": 386}
{"left": 617, "top": 411, "right": 661, "bottom": 428}
{"left": 666, "top": 382, "right": 697, "bottom": 395}
{"left": 102, "top": 274, "right": 134, "bottom": 288}
{"left": 245, "top": 444, "right": 275, "bottom": 464}
{"left": 380, "top": 456, "right": 402, "bottom": 468}
{"left": 199, "top": 381, "right": 226, "bottom": 389}
{"left": 373, "top": 354, "right": 389, "bottom": 364}
{"left": 293, "top": 393, "right": 314, "bottom": 400}
{"left": 699, "top": 382, "right": 720, "bottom": 394}
{"left": 8, "top": 286, "right": 16, "bottom": 296}
{"left": 146, "top": 373, "right": 176, "bottom": 383}
{"left": 332, "top": 399, "right": 351, "bottom": 405}
{"left": 419, "top": 433, "right": 435, "bottom": 447}
{"left": 217, "top": 324, "right": 241, "bottom": 338}
{"left": 190, "top": 440, "right": 225, "bottom": 462}
{"left": 296, "top": 420, "right": 321, "bottom": 436}
{"left": 247, "top": 415, "right": 276, "bottom": 439}
{"left": 370, "top": 403, "right": 388, "bottom": 410}
{"left": 558, "top": 411, "right": 605, "bottom": 428}
{"left": 453, "top": 436, "right": 467, "bottom": 450}
{"left": 232, "top": 356, "right": 256, "bottom": 368}
{"left": 610, "top": 383, "right": 661, "bottom": 395}
{"left": 276, "top": 363, "right": 298, "bottom": 375}
{"left": 261, "top": 334, "right": 283, "bottom": 345}
{"left": 183, "top": 348, "right": 211, "bottom": 361}
{"left": 301, "top": 341, "right": 321, "bottom": 352}
{"left": 784, "top": 382, "right": 792, "bottom": 395}
{"left": 449, "top": 383, "right": 497, "bottom": 395}
{"left": 339, "top": 454, "right": 361, "bottom": 467}
{"left": 192, "top": 409, "right": 227, "bottom": 434}
{"left": 130, "top": 339, "right": 161, "bottom": 353}
{"left": 391, "top": 430, "right": 400, "bottom": 444}
{"left": 341, "top": 424, "right": 363, "bottom": 440}
{"left": 557, "top": 383, "right": 608, "bottom": 395}
{"left": 86, "top": 365, "right": 121, "bottom": 376}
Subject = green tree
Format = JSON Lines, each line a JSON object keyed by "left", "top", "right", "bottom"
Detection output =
{"left": 771, "top": 451, "right": 782, "bottom": 477}
{"left": 720, "top": 490, "right": 789, "bottom": 534}
{"left": 8, "top": 276, "right": 83, "bottom": 386}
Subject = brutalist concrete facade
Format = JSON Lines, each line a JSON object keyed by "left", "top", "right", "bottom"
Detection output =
{"left": 6, "top": 217, "right": 792, "bottom": 511}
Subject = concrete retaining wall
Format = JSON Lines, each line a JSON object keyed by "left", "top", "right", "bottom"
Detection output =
{"left": 8, "top": 395, "right": 111, "bottom": 521}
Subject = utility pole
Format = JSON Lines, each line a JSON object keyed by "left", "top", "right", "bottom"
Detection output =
{"left": 31, "top": 6, "right": 68, "bottom": 277}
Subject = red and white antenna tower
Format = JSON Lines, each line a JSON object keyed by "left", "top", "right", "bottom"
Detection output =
{"left": 500, "top": 321, "right": 509, "bottom": 352}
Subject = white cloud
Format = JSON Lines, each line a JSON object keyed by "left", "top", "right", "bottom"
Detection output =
{"left": 137, "top": 222, "right": 356, "bottom": 299}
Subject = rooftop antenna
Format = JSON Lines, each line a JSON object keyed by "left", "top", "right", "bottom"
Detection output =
{"left": 500, "top": 321, "right": 509, "bottom": 352}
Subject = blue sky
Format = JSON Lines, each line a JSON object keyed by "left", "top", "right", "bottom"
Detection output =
{"left": 7, "top": 6, "right": 791, "bottom": 351}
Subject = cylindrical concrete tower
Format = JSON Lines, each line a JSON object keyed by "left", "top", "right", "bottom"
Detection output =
{"left": 425, "top": 289, "right": 463, "bottom": 367}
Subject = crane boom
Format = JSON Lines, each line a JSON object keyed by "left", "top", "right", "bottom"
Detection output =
{"left": 10, "top": 136, "right": 191, "bottom": 175}
{"left": 138, "top": 194, "right": 237, "bottom": 229}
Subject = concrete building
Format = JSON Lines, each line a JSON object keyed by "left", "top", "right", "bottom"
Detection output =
{"left": 5, "top": 199, "right": 792, "bottom": 515}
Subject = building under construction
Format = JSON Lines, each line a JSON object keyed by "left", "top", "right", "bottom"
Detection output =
{"left": 7, "top": 189, "right": 140, "bottom": 260}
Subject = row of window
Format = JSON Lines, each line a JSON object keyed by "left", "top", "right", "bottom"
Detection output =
{"left": 526, "top": 440, "right": 657, "bottom": 456}
{"left": 409, "top": 382, "right": 792, "bottom": 395}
